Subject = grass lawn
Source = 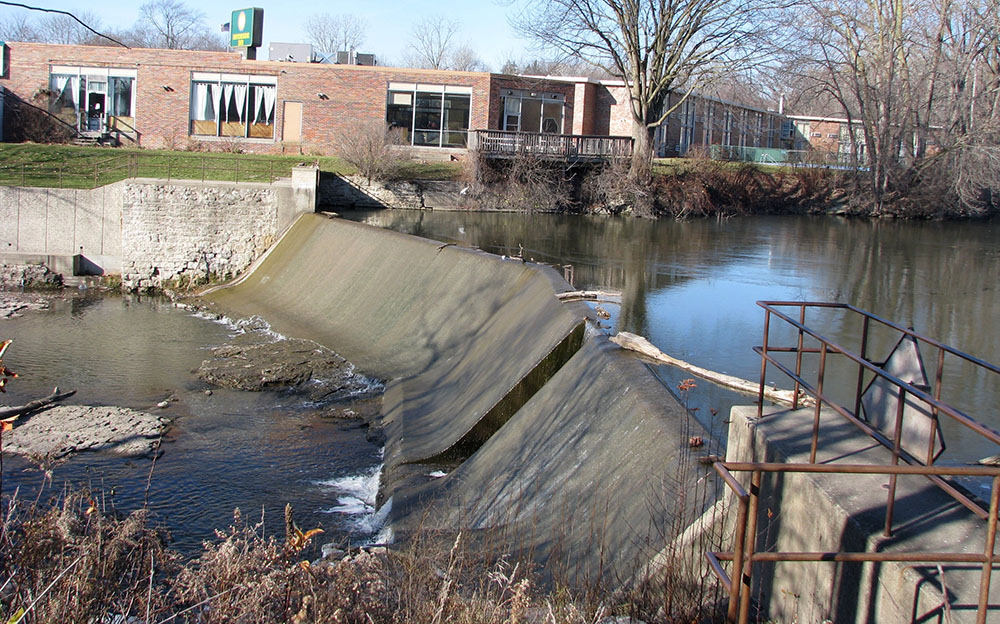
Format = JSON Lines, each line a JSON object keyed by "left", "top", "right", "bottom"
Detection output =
{"left": 0, "top": 143, "right": 462, "bottom": 189}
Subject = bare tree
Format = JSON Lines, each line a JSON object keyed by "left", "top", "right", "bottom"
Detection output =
{"left": 304, "top": 13, "right": 366, "bottom": 53}
{"left": 405, "top": 16, "right": 460, "bottom": 70}
{"left": 138, "top": 0, "right": 209, "bottom": 49}
{"left": 0, "top": 13, "right": 39, "bottom": 41}
{"left": 36, "top": 11, "right": 104, "bottom": 45}
{"left": 450, "top": 44, "right": 489, "bottom": 72}
{"left": 514, "top": 0, "right": 783, "bottom": 175}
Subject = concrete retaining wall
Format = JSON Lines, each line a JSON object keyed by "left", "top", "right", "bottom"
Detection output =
{"left": 0, "top": 166, "right": 317, "bottom": 287}
{"left": 319, "top": 174, "right": 468, "bottom": 210}
{"left": 206, "top": 213, "right": 714, "bottom": 586}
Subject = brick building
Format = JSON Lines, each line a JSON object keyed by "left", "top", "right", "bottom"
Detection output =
{"left": 0, "top": 41, "right": 785, "bottom": 158}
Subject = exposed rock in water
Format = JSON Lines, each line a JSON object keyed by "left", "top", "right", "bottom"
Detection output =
{"left": 0, "top": 264, "right": 63, "bottom": 290}
{"left": 2, "top": 405, "right": 167, "bottom": 459}
{"left": 0, "top": 293, "right": 53, "bottom": 318}
{"left": 197, "top": 335, "right": 380, "bottom": 402}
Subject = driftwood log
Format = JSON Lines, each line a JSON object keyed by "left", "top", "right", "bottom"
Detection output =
{"left": 0, "top": 388, "right": 77, "bottom": 421}
{"left": 556, "top": 290, "right": 622, "bottom": 304}
{"left": 610, "top": 332, "right": 811, "bottom": 407}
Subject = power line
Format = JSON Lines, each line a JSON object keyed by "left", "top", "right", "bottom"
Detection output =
{"left": 0, "top": 1, "right": 129, "bottom": 48}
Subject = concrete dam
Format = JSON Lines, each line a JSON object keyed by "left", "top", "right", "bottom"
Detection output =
{"left": 207, "top": 212, "right": 711, "bottom": 585}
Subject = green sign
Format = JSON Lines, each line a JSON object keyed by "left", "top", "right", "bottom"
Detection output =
{"left": 230, "top": 8, "right": 263, "bottom": 49}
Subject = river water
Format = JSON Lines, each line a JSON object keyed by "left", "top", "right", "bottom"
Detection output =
{"left": 0, "top": 294, "right": 384, "bottom": 555}
{"left": 3, "top": 212, "right": 997, "bottom": 550}
{"left": 342, "top": 210, "right": 1000, "bottom": 468}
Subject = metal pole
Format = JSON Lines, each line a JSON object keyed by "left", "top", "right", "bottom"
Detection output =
{"left": 977, "top": 475, "right": 999, "bottom": 624}
{"left": 854, "top": 315, "right": 871, "bottom": 418}
{"left": 738, "top": 470, "right": 763, "bottom": 624}
{"left": 758, "top": 311, "right": 771, "bottom": 419}
{"left": 728, "top": 494, "right": 751, "bottom": 622}
{"left": 810, "top": 343, "right": 828, "bottom": 463}
{"left": 793, "top": 305, "right": 806, "bottom": 410}
{"left": 928, "top": 348, "right": 946, "bottom": 465}
{"left": 885, "top": 386, "right": 907, "bottom": 537}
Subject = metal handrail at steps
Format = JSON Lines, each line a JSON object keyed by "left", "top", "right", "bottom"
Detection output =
{"left": 707, "top": 301, "right": 1000, "bottom": 624}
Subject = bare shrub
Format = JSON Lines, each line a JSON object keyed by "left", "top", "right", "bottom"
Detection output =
{"left": 580, "top": 157, "right": 655, "bottom": 217}
{"left": 468, "top": 151, "right": 574, "bottom": 213}
{"left": 3, "top": 88, "right": 76, "bottom": 144}
{"left": 335, "top": 120, "right": 406, "bottom": 184}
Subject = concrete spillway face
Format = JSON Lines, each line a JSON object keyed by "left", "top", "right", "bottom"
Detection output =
{"left": 207, "top": 212, "right": 589, "bottom": 481}
{"left": 390, "top": 334, "right": 719, "bottom": 590}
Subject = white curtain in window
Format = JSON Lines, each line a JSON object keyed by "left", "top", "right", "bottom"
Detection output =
{"left": 253, "top": 86, "right": 264, "bottom": 122}
{"left": 222, "top": 84, "right": 234, "bottom": 120}
{"left": 262, "top": 85, "right": 276, "bottom": 122}
{"left": 210, "top": 83, "right": 222, "bottom": 120}
{"left": 233, "top": 84, "right": 247, "bottom": 121}
{"left": 191, "top": 82, "right": 208, "bottom": 120}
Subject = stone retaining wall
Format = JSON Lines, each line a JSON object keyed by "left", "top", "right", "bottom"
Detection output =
{"left": 319, "top": 175, "right": 468, "bottom": 210}
{"left": 0, "top": 166, "right": 317, "bottom": 289}
{"left": 120, "top": 181, "right": 280, "bottom": 290}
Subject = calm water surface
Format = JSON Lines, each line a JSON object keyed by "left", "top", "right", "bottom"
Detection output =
{"left": 1, "top": 294, "right": 383, "bottom": 555}
{"left": 343, "top": 210, "right": 1000, "bottom": 467}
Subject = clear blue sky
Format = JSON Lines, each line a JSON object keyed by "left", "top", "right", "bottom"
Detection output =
{"left": 0, "top": 0, "right": 534, "bottom": 69}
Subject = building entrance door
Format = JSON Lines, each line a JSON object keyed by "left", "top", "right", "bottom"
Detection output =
{"left": 86, "top": 80, "right": 107, "bottom": 132}
{"left": 282, "top": 101, "right": 302, "bottom": 143}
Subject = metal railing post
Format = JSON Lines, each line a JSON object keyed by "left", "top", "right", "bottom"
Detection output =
{"left": 977, "top": 475, "right": 1000, "bottom": 624}
{"left": 793, "top": 305, "right": 806, "bottom": 409}
{"left": 758, "top": 310, "right": 771, "bottom": 419}
{"left": 738, "top": 470, "right": 763, "bottom": 624}
{"left": 854, "top": 315, "right": 871, "bottom": 418}
{"left": 810, "top": 343, "right": 829, "bottom": 463}
{"left": 884, "top": 386, "right": 908, "bottom": 536}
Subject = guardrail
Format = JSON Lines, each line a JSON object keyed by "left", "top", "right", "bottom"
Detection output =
{"left": 705, "top": 301, "right": 1000, "bottom": 623}
{"left": 0, "top": 153, "right": 314, "bottom": 189}
{"left": 473, "top": 130, "right": 633, "bottom": 160}
{"left": 709, "top": 462, "right": 1000, "bottom": 624}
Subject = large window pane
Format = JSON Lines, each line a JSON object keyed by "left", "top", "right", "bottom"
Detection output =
{"left": 386, "top": 91, "right": 413, "bottom": 143}
{"left": 49, "top": 74, "right": 79, "bottom": 126}
{"left": 414, "top": 91, "right": 442, "bottom": 132}
{"left": 520, "top": 99, "right": 541, "bottom": 133}
{"left": 413, "top": 129, "right": 441, "bottom": 146}
{"left": 189, "top": 81, "right": 217, "bottom": 136}
{"left": 541, "top": 101, "right": 562, "bottom": 134}
{"left": 249, "top": 84, "right": 275, "bottom": 138}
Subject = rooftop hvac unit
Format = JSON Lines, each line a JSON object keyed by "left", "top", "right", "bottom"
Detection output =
{"left": 355, "top": 53, "right": 376, "bottom": 66}
{"left": 336, "top": 51, "right": 351, "bottom": 64}
{"left": 268, "top": 42, "right": 314, "bottom": 62}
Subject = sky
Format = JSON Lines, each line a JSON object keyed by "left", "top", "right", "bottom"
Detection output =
{"left": 0, "top": 0, "right": 535, "bottom": 69}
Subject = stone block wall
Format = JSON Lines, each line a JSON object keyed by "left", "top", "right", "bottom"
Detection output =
{"left": 119, "top": 182, "right": 280, "bottom": 290}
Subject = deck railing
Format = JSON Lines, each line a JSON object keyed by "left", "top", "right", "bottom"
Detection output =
{"left": 472, "top": 130, "right": 633, "bottom": 160}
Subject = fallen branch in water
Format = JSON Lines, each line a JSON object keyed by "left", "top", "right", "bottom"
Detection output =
{"left": 0, "top": 388, "right": 78, "bottom": 421}
{"left": 556, "top": 290, "right": 622, "bottom": 303}
{"left": 610, "top": 332, "right": 811, "bottom": 407}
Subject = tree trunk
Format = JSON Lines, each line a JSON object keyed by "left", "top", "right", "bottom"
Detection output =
{"left": 630, "top": 119, "right": 654, "bottom": 179}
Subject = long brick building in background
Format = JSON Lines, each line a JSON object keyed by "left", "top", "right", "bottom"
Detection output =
{"left": 0, "top": 41, "right": 796, "bottom": 160}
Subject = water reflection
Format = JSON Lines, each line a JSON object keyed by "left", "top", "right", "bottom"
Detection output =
{"left": 343, "top": 210, "right": 1000, "bottom": 463}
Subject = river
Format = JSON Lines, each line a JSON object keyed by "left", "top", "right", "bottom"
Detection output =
{"left": 0, "top": 294, "right": 385, "bottom": 555}
{"left": 342, "top": 210, "right": 1000, "bottom": 467}
{"left": 3, "top": 211, "right": 997, "bottom": 551}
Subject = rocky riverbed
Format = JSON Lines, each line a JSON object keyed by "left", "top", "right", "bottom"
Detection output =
{"left": 2, "top": 405, "right": 168, "bottom": 459}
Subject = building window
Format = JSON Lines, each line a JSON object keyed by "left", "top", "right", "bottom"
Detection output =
{"left": 500, "top": 89, "right": 564, "bottom": 134}
{"left": 386, "top": 83, "right": 472, "bottom": 147}
{"left": 48, "top": 66, "right": 136, "bottom": 134}
{"left": 678, "top": 98, "right": 696, "bottom": 154}
{"left": 189, "top": 73, "right": 276, "bottom": 139}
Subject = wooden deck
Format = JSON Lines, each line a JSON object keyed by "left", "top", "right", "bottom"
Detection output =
{"left": 471, "top": 130, "right": 633, "bottom": 161}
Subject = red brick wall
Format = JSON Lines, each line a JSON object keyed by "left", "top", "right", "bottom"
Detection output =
{"left": 0, "top": 42, "right": 493, "bottom": 154}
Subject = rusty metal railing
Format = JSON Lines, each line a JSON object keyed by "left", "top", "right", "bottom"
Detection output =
{"left": 704, "top": 302, "right": 1000, "bottom": 623}
{"left": 709, "top": 462, "right": 1000, "bottom": 624}
{"left": 755, "top": 301, "right": 1000, "bottom": 525}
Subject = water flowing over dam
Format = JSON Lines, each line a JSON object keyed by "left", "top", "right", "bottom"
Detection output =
{"left": 207, "top": 212, "right": 711, "bottom": 584}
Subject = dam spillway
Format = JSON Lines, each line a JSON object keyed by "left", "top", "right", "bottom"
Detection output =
{"left": 206, "top": 212, "right": 710, "bottom": 584}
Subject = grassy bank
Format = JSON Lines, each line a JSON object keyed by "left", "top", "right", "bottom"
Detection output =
{"left": 0, "top": 143, "right": 462, "bottom": 189}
